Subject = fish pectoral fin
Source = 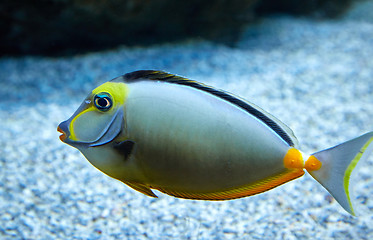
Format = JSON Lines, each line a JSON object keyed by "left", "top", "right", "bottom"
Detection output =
{"left": 114, "top": 140, "right": 136, "bottom": 160}
{"left": 125, "top": 182, "right": 158, "bottom": 198}
{"left": 154, "top": 169, "right": 304, "bottom": 201}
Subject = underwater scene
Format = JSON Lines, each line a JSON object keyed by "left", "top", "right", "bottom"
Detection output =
{"left": 1, "top": 0, "right": 373, "bottom": 239}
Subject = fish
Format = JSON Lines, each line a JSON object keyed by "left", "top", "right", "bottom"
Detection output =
{"left": 58, "top": 70, "right": 373, "bottom": 215}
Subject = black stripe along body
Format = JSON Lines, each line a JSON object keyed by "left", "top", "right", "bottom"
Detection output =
{"left": 115, "top": 70, "right": 295, "bottom": 147}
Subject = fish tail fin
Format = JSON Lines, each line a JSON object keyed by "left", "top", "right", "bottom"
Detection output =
{"left": 305, "top": 132, "right": 373, "bottom": 215}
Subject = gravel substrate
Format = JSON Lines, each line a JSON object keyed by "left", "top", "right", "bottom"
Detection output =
{"left": 1, "top": 1, "right": 373, "bottom": 239}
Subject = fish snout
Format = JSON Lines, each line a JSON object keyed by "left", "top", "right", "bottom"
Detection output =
{"left": 57, "top": 121, "right": 69, "bottom": 142}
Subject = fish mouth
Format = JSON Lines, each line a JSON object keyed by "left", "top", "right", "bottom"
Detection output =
{"left": 57, "top": 125, "right": 67, "bottom": 142}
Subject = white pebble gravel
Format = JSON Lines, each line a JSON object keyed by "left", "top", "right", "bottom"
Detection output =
{"left": 1, "top": 1, "right": 373, "bottom": 239}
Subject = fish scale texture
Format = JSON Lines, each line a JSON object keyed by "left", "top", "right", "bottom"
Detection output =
{"left": 1, "top": 1, "right": 373, "bottom": 239}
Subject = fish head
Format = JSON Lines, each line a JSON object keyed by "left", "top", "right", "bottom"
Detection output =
{"left": 57, "top": 81, "right": 129, "bottom": 149}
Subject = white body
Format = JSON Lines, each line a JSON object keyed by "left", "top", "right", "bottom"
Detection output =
{"left": 108, "top": 81, "right": 292, "bottom": 192}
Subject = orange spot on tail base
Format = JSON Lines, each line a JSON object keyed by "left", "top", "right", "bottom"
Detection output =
{"left": 283, "top": 148, "right": 304, "bottom": 169}
{"left": 305, "top": 155, "right": 322, "bottom": 172}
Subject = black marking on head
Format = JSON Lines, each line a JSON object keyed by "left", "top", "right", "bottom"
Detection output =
{"left": 118, "top": 70, "right": 294, "bottom": 146}
{"left": 114, "top": 140, "right": 135, "bottom": 160}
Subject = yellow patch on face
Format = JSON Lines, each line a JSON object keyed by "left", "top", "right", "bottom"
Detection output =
{"left": 92, "top": 82, "right": 129, "bottom": 106}
{"left": 69, "top": 108, "right": 93, "bottom": 141}
{"left": 283, "top": 148, "right": 304, "bottom": 169}
{"left": 68, "top": 82, "right": 129, "bottom": 141}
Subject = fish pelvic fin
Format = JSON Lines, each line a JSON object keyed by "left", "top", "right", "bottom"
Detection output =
{"left": 125, "top": 182, "right": 158, "bottom": 198}
{"left": 306, "top": 132, "right": 373, "bottom": 215}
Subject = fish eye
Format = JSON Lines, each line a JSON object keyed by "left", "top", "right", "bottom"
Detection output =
{"left": 94, "top": 93, "right": 113, "bottom": 111}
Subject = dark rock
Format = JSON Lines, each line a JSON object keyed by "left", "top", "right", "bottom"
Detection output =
{"left": 256, "top": 0, "right": 355, "bottom": 18}
{"left": 0, "top": 0, "right": 258, "bottom": 56}
{"left": 0, "top": 0, "right": 357, "bottom": 56}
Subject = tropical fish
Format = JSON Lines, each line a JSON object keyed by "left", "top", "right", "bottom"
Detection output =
{"left": 58, "top": 70, "right": 373, "bottom": 215}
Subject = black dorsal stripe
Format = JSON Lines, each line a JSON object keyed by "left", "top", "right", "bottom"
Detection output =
{"left": 120, "top": 70, "right": 294, "bottom": 146}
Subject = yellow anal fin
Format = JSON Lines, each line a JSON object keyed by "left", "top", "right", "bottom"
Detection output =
{"left": 153, "top": 169, "right": 305, "bottom": 201}
{"left": 125, "top": 182, "right": 158, "bottom": 198}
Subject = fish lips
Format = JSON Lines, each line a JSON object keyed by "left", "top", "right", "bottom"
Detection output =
{"left": 57, "top": 121, "right": 69, "bottom": 142}
{"left": 57, "top": 108, "right": 124, "bottom": 148}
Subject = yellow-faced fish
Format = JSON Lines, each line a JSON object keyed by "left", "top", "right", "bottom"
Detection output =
{"left": 58, "top": 70, "right": 373, "bottom": 215}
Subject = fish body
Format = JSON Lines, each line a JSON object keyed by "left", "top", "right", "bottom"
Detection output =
{"left": 58, "top": 70, "right": 373, "bottom": 215}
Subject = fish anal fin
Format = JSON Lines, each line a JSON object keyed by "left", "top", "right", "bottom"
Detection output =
{"left": 125, "top": 182, "right": 158, "bottom": 198}
{"left": 154, "top": 169, "right": 304, "bottom": 200}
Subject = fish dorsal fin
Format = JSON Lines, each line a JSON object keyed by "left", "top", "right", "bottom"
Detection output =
{"left": 125, "top": 182, "right": 158, "bottom": 198}
{"left": 122, "top": 70, "right": 191, "bottom": 82}
{"left": 153, "top": 169, "right": 304, "bottom": 200}
{"left": 117, "top": 70, "right": 297, "bottom": 147}
{"left": 242, "top": 100, "right": 299, "bottom": 147}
